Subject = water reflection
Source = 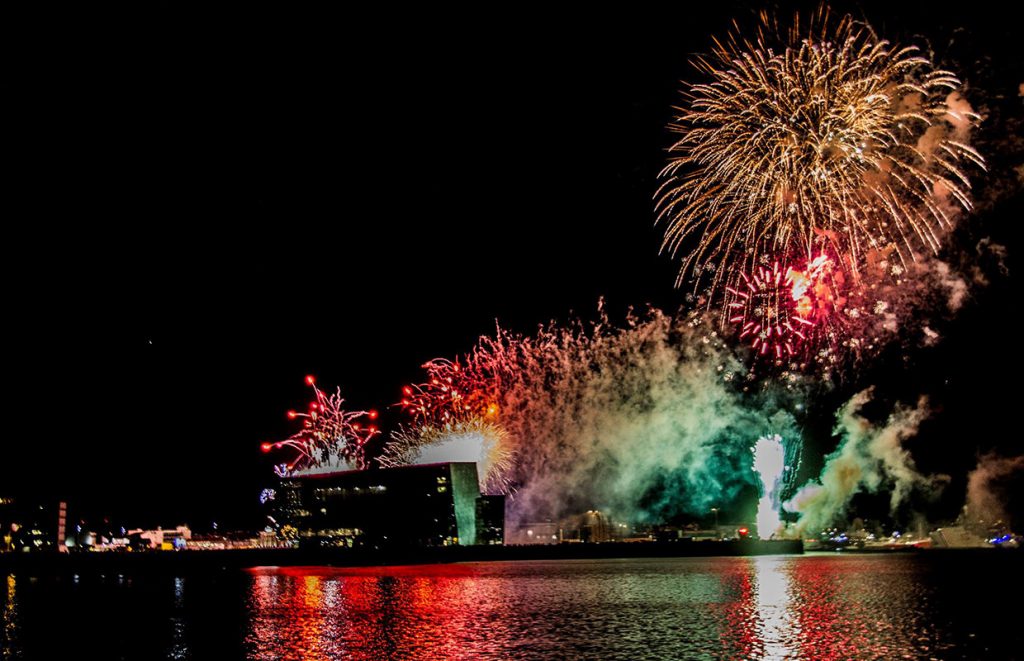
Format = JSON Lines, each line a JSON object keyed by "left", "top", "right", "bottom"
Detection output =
{"left": 0, "top": 556, "right": 1017, "bottom": 659}
{"left": 246, "top": 566, "right": 506, "bottom": 659}
{"left": 754, "top": 557, "right": 796, "bottom": 659}
{"left": 3, "top": 574, "right": 19, "bottom": 659}
{"left": 243, "top": 556, "right": 1010, "bottom": 660}
{"left": 168, "top": 576, "right": 188, "bottom": 661}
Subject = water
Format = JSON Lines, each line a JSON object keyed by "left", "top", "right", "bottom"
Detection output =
{"left": 2, "top": 554, "right": 1021, "bottom": 660}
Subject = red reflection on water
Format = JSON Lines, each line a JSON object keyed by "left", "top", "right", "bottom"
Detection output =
{"left": 791, "top": 558, "right": 849, "bottom": 659}
{"left": 711, "top": 556, "right": 887, "bottom": 661}
{"left": 246, "top": 557, "right": 921, "bottom": 660}
{"left": 715, "top": 558, "right": 800, "bottom": 658}
{"left": 788, "top": 558, "right": 894, "bottom": 660}
{"left": 712, "top": 556, "right": 870, "bottom": 660}
{"left": 246, "top": 564, "right": 491, "bottom": 660}
{"left": 247, "top": 564, "right": 481, "bottom": 578}
{"left": 713, "top": 560, "right": 761, "bottom": 659}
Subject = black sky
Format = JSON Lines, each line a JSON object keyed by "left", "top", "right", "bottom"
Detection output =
{"left": 5, "top": 2, "right": 1022, "bottom": 529}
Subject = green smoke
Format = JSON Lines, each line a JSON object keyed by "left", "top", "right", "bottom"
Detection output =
{"left": 455, "top": 306, "right": 804, "bottom": 527}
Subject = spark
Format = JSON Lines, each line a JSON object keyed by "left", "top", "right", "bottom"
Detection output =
{"left": 726, "top": 253, "right": 844, "bottom": 360}
{"left": 752, "top": 435, "right": 786, "bottom": 540}
{"left": 381, "top": 418, "right": 514, "bottom": 495}
{"left": 656, "top": 7, "right": 984, "bottom": 307}
{"left": 265, "top": 377, "right": 380, "bottom": 476}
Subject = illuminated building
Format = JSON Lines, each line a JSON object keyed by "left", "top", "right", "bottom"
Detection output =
{"left": 274, "top": 462, "right": 504, "bottom": 548}
{"left": 0, "top": 497, "right": 14, "bottom": 552}
{"left": 127, "top": 526, "right": 192, "bottom": 550}
{"left": 506, "top": 522, "right": 560, "bottom": 545}
{"left": 0, "top": 497, "right": 64, "bottom": 552}
{"left": 475, "top": 495, "right": 505, "bottom": 545}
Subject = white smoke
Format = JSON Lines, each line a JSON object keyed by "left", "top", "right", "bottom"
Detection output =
{"left": 502, "top": 310, "right": 802, "bottom": 527}
{"left": 785, "top": 388, "right": 947, "bottom": 535}
{"left": 930, "top": 260, "right": 970, "bottom": 311}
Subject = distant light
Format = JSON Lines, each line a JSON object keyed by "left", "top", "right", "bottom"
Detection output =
{"left": 738, "top": 527, "right": 749, "bottom": 536}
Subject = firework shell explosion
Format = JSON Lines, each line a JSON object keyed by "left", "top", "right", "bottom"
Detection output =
{"left": 727, "top": 259, "right": 815, "bottom": 359}
{"left": 380, "top": 418, "right": 514, "bottom": 495}
{"left": 389, "top": 360, "right": 509, "bottom": 492}
{"left": 379, "top": 303, "right": 805, "bottom": 527}
{"left": 262, "top": 376, "right": 380, "bottom": 476}
{"left": 259, "top": 8, "right": 1001, "bottom": 539}
{"left": 397, "top": 359, "right": 501, "bottom": 428}
{"left": 726, "top": 252, "right": 854, "bottom": 365}
{"left": 656, "top": 6, "right": 984, "bottom": 355}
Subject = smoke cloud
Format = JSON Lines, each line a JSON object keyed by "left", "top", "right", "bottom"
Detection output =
{"left": 390, "top": 307, "right": 804, "bottom": 528}
{"left": 785, "top": 388, "right": 946, "bottom": 534}
{"left": 965, "top": 453, "right": 1024, "bottom": 527}
{"left": 498, "top": 310, "right": 804, "bottom": 527}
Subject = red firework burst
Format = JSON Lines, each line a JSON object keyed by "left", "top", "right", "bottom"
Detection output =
{"left": 726, "top": 255, "right": 840, "bottom": 359}
{"left": 727, "top": 262, "right": 810, "bottom": 358}
{"left": 397, "top": 359, "right": 499, "bottom": 426}
{"left": 263, "top": 377, "right": 380, "bottom": 475}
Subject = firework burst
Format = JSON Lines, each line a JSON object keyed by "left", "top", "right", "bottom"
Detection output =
{"left": 380, "top": 304, "right": 804, "bottom": 527}
{"left": 262, "top": 376, "right": 380, "bottom": 476}
{"left": 727, "top": 260, "right": 811, "bottom": 359}
{"left": 656, "top": 6, "right": 984, "bottom": 301}
{"left": 727, "top": 253, "right": 848, "bottom": 361}
{"left": 381, "top": 418, "right": 514, "bottom": 494}
{"left": 397, "top": 359, "right": 500, "bottom": 427}
{"left": 389, "top": 359, "right": 508, "bottom": 491}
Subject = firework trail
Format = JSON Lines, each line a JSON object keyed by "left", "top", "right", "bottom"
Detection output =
{"left": 656, "top": 6, "right": 984, "bottom": 360}
{"left": 262, "top": 376, "right": 380, "bottom": 476}
{"left": 385, "top": 303, "right": 803, "bottom": 528}
{"left": 387, "top": 359, "right": 510, "bottom": 492}
{"left": 381, "top": 419, "right": 514, "bottom": 494}
{"left": 397, "top": 359, "right": 500, "bottom": 427}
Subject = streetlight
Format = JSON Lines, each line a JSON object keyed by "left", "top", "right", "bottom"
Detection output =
{"left": 711, "top": 507, "right": 720, "bottom": 533}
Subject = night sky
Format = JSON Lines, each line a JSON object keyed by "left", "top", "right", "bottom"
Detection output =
{"left": 6, "top": 2, "right": 1022, "bottom": 530}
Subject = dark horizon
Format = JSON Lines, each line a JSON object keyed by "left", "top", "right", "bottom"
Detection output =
{"left": 5, "top": 1, "right": 1022, "bottom": 531}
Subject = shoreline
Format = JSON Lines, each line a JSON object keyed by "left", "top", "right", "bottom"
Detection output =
{"left": 0, "top": 539, "right": 801, "bottom": 574}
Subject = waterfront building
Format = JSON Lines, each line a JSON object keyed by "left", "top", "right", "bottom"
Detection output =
{"left": 275, "top": 462, "right": 504, "bottom": 548}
